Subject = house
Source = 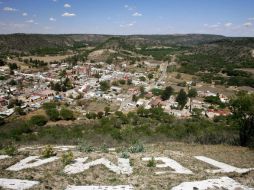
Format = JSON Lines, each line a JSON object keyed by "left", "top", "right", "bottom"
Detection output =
{"left": 149, "top": 97, "right": 166, "bottom": 108}
{"left": 111, "top": 86, "right": 122, "bottom": 94}
{"left": 37, "top": 90, "right": 55, "bottom": 99}
{"left": 206, "top": 109, "right": 231, "bottom": 118}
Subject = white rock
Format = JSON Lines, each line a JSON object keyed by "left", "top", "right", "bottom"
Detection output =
{"left": 53, "top": 145, "right": 76, "bottom": 151}
{"left": 142, "top": 157, "right": 193, "bottom": 175}
{"left": 171, "top": 176, "right": 254, "bottom": 190}
{"left": 0, "top": 155, "right": 10, "bottom": 160}
{"left": 0, "top": 178, "right": 39, "bottom": 190}
{"left": 66, "top": 185, "right": 134, "bottom": 190}
{"left": 7, "top": 156, "right": 59, "bottom": 171}
{"left": 195, "top": 156, "right": 254, "bottom": 174}
{"left": 64, "top": 157, "right": 132, "bottom": 175}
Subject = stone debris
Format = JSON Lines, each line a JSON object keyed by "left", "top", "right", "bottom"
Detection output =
{"left": 195, "top": 156, "right": 254, "bottom": 174}
{"left": 7, "top": 156, "right": 59, "bottom": 171}
{"left": 66, "top": 185, "right": 134, "bottom": 190}
{"left": 171, "top": 176, "right": 254, "bottom": 190}
{"left": 53, "top": 145, "right": 76, "bottom": 151}
{"left": 0, "top": 178, "right": 39, "bottom": 190}
{"left": 142, "top": 157, "right": 193, "bottom": 174}
{"left": 0, "top": 155, "right": 10, "bottom": 160}
{"left": 64, "top": 157, "right": 133, "bottom": 175}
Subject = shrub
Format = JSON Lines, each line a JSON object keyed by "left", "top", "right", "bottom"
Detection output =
{"left": 60, "top": 108, "right": 75, "bottom": 120}
{"left": 100, "top": 144, "right": 109, "bottom": 153}
{"left": 120, "top": 151, "right": 130, "bottom": 159}
{"left": 0, "top": 145, "right": 17, "bottom": 156}
{"left": 86, "top": 112, "right": 97, "bottom": 119}
{"left": 41, "top": 145, "right": 56, "bottom": 158}
{"left": 30, "top": 115, "right": 48, "bottom": 126}
{"left": 46, "top": 108, "right": 60, "bottom": 121}
{"left": 147, "top": 157, "right": 156, "bottom": 167}
{"left": 129, "top": 143, "right": 144, "bottom": 153}
{"left": 77, "top": 142, "right": 95, "bottom": 153}
{"left": 61, "top": 151, "right": 74, "bottom": 165}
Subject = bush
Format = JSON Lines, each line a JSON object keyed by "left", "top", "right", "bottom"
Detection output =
{"left": 46, "top": 108, "right": 60, "bottom": 121}
{"left": 0, "top": 145, "right": 17, "bottom": 156}
{"left": 120, "top": 151, "right": 130, "bottom": 159}
{"left": 61, "top": 151, "right": 74, "bottom": 165}
{"left": 86, "top": 112, "right": 97, "bottom": 119}
{"left": 30, "top": 115, "right": 48, "bottom": 126}
{"left": 41, "top": 145, "right": 56, "bottom": 158}
{"left": 77, "top": 142, "right": 95, "bottom": 153}
{"left": 129, "top": 143, "right": 144, "bottom": 153}
{"left": 60, "top": 108, "right": 75, "bottom": 120}
{"left": 147, "top": 157, "right": 156, "bottom": 167}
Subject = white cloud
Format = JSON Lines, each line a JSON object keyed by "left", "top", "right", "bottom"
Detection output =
{"left": 132, "top": 12, "right": 142, "bottom": 17}
{"left": 52, "top": 0, "right": 57, "bottom": 2}
{"left": 124, "top": 4, "right": 134, "bottom": 11}
{"left": 64, "top": 3, "right": 71, "bottom": 8}
{"left": 204, "top": 23, "right": 221, "bottom": 28}
{"left": 25, "top": 19, "right": 38, "bottom": 25}
{"left": 26, "top": 19, "right": 35, "bottom": 23}
{"left": 62, "top": 12, "right": 76, "bottom": 17}
{"left": 243, "top": 22, "right": 253, "bottom": 27}
{"left": 248, "top": 17, "right": 254, "bottom": 21}
{"left": 3, "top": 7, "right": 17, "bottom": 12}
{"left": 120, "top": 21, "right": 136, "bottom": 28}
{"left": 49, "top": 17, "right": 56, "bottom": 21}
{"left": 22, "top": 12, "right": 28, "bottom": 16}
{"left": 224, "top": 22, "right": 232, "bottom": 27}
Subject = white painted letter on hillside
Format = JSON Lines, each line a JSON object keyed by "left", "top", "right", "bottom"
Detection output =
{"left": 171, "top": 177, "right": 254, "bottom": 190}
{"left": 66, "top": 185, "right": 134, "bottom": 190}
{"left": 7, "top": 156, "right": 59, "bottom": 171}
{"left": 195, "top": 156, "right": 254, "bottom": 174}
{"left": 64, "top": 157, "right": 132, "bottom": 175}
{"left": 0, "top": 178, "right": 39, "bottom": 190}
{"left": 142, "top": 157, "right": 193, "bottom": 175}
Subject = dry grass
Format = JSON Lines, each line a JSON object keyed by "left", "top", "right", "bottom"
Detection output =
{"left": 0, "top": 142, "right": 253, "bottom": 189}
{"left": 22, "top": 55, "right": 74, "bottom": 63}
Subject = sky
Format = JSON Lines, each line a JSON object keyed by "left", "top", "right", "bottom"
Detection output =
{"left": 0, "top": 0, "right": 254, "bottom": 36}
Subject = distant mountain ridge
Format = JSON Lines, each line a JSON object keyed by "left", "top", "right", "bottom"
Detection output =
{"left": 0, "top": 33, "right": 253, "bottom": 54}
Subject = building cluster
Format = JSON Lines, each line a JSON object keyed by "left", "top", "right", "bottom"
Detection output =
{"left": 0, "top": 61, "right": 231, "bottom": 119}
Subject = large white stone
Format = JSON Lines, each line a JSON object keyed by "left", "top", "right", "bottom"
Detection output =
{"left": 7, "top": 156, "right": 59, "bottom": 171}
{"left": 66, "top": 185, "right": 134, "bottom": 190}
{"left": 171, "top": 176, "right": 254, "bottom": 190}
{"left": 64, "top": 157, "right": 132, "bottom": 175}
{"left": 0, "top": 155, "right": 10, "bottom": 160}
{"left": 195, "top": 156, "right": 254, "bottom": 174}
{"left": 142, "top": 157, "right": 193, "bottom": 175}
{"left": 0, "top": 178, "right": 39, "bottom": 190}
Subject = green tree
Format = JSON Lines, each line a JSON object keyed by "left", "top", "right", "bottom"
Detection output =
{"left": 104, "top": 106, "right": 110, "bottom": 116}
{"left": 148, "top": 73, "right": 154, "bottom": 80}
{"left": 60, "top": 108, "right": 75, "bottom": 120}
{"left": 139, "top": 76, "right": 146, "bottom": 82}
{"left": 0, "top": 117, "right": 5, "bottom": 126}
{"left": 30, "top": 115, "right": 48, "bottom": 126}
{"left": 161, "top": 86, "right": 174, "bottom": 101}
{"left": 132, "top": 94, "right": 138, "bottom": 102}
{"left": 188, "top": 88, "right": 198, "bottom": 112}
{"left": 100, "top": 81, "right": 110, "bottom": 91}
{"left": 230, "top": 92, "right": 254, "bottom": 147}
{"left": 140, "top": 86, "right": 145, "bottom": 97}
{"left": 176, "top": 89, "right": 188, "bottom": 110}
